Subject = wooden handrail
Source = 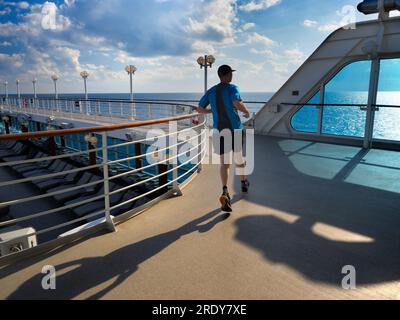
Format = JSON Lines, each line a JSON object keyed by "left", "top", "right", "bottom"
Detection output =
{"left": 0, "top": 113, "right": 201, "bottom": 141}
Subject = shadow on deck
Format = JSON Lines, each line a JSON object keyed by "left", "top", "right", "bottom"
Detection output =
{"left": 1, "top": 136, "right": 400, "bottom": 299}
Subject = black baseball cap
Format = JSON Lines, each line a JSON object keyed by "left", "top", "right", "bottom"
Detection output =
{"left": 218, "top": 65, "right": 236, "bottom": 77}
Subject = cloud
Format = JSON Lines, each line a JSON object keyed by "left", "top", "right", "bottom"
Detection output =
{"left": 18, "top": 1, "right": 29, "bottom": 9}
{"left": 185, "top": 0, "right": 237, "bottom": 44}
{"left": 0, "top": 0, "right": 245, "bottom": 92}
{"left": 241, "top": 22, "right": 256, "bottom": 31}
{"left": 0, "top": 41, "right": 12, "bottom": 46}
{"left": 0, "top": 7, "right": 12, "bottom": 15}
{"left": 303, "top": 19, "right": 340, "bottom": 32}
{"left": 251, "top": 46, "right": 305, "bottom": 74}
{"left": 247, "top": 32, "right": 277, "bottom": 46}
{"left": 239, "top": 0, "right": 281, "bottom": 12}
{"left": 303, "top": 19, "right": 318, "bottom": 28}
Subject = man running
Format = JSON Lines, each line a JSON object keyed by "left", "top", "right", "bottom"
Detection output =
{"left": 197, "top": 65, "right": 251, "bottom": 212}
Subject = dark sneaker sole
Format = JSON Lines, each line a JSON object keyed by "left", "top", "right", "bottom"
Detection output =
{"left": 219, "top": 195, "right": 233, "bottom": 212}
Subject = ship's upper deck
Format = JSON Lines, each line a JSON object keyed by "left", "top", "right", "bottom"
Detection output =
{"left": 1, "top": 135, "right": 399, "bottom": 299}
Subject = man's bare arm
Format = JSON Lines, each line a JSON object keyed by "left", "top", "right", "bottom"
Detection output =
{"left": 196, "top": 107, "right": 212, "bottom": 114}
{"left": 233, "top": 100, "right": 250, "bottom": 118}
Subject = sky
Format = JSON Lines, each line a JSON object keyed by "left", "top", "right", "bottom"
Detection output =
{"left": 0, "top": 0, "right": 399, "bottom": 94}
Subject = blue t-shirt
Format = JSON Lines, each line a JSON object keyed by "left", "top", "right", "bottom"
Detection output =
{"left": 198, "top": 83, "right": 243, "bottom": 130}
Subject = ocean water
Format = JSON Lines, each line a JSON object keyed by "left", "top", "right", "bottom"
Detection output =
{"left": 291, "top": 91, "right": 400, "bottom": 141}
{"left": 20, "top": 92, "right": 272, "bottom": 115}
{"left": 5, "top": 91, "right": 400, "bottom": 141}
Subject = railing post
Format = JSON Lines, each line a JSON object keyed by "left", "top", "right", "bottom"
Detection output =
{"left": 101, "top": 132, "right": 116, "bottom": 232}
{"left": 130, "top": 102, "right": 134, "bottom": 120}
{"left": 170, "top": 120, "right": 182, "bottom": 196}
{"left": 197, "top": 115, "right": 205, "bottom": 173}
{"left": 148, "top": 103, "right": 152, "bottom": 119}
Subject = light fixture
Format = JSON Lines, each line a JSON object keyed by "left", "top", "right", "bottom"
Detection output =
{"left": 51, "top": 74, "right": 59, "bottom": 99}
{"left": 80, "top": 71, "right": 89, "bottom": 100}
{"left": 125, "top": 65, "right": 137, "bottom": 101}
{"left": 196, "top": 54, "right": 216, "bottom": 93}
{"left": 84, "top": 134, "right": 98, "bottom": 146}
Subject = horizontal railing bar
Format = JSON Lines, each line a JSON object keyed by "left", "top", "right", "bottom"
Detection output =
{"left": 0, "top": 148, "right": 103, "bottom": 168}
{"left": 0, "top": 210, "right": 107, "bottom": 244}
{"left": 2, "top": 97, "right": 197, "bottom": 109}
{"left": 110, "top": 141, "right": 206, "bottom": 199}
{"left": 1, "top": 94, "right": 266, "bottom": 103}
{"left": 108, "top": 133, "right": 206, "bottom": 181}
{"left": 0, "top": 113, "right": 200, "bottom": 142}
{"left": 110, "top": 147, "right": 205, "bottom": 212}
{"left": 280, "top": 102, "right": 400, "bottom": 108}
{"left": 107, "top": 118, "right": 206, "bottom": 150}
{"left": 0, "top": 178, "right": 105, "bottom": 208}
{"left": 0, "top": 139, "right": 206, "bottom": 227}
{"left": 0, "top": 191, "right": 106, "bottom": 227}
{"left": 0, "top": 164, "right": 103, "bottom": 188}
{"left": 108, "top": 130, "right": 205, "bottom": 166}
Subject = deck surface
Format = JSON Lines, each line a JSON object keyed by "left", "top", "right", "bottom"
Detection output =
{"left": 1, "top": 135, "right": 400, "bottom": 300}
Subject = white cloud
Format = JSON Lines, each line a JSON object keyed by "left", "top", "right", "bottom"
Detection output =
{"left": 0, "top": 7, "right": 11, "bottom": 15}
{"left": 303, "top": 20, "right": 318, "bottom": 28}
{"left": 241, "top": 22, "right": 256, "bottom": 31}
{"left": 186, "top": 0, "right": 237, "bottom": 44}
{"left": 250, "top": 48, "right": 277, "bottom": 59}
{"left": 284, "top": 48, "right": 304, "bottom": 65}
{"left": 247, "top": 32, "right": 277, "bottom": 46}
{"left": 18, "top": 1, "right": 29, "bottom": 9}
{"left": 239, "top": 0, "right": 281, "bottom": 12}
{"left": 0, "top": 41, "right": 12, "bottom": 46}
{"left": 317, "top": 23, "right": 340, "bottom": 32}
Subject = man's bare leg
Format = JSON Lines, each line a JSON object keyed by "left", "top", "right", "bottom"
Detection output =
{"left": 219, "top": 157, "right": 232, "bottom": 212}
{"left": 220, "top": 163, "right": 230, "bottom": 188}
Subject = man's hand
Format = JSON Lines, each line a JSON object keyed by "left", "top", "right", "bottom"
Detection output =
{"left": 233, "top": 100, "right": 251, "bottom": 119}
{"left": 196, "top": 107, "right": 212, "bottom": 114}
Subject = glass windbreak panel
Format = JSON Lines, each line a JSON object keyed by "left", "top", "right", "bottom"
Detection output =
{"left": 322, "top": 60, "right": 371, "bottom": 137}
{"left": 291, "top": 92, "right": 320, "bottom": 133}
{"left": 374, "top": 58, "right": 400, "bottom": 141}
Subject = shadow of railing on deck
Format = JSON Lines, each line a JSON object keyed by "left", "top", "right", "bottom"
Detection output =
{"left": 4, "top": 207, "right": 231, "bottom": 299}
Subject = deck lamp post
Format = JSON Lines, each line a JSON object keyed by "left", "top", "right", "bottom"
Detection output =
{"left": 85, "top": 133, "right": 98, "bottom": 169}
{"left": 125, "top": 65, "right": 137, "bottom": 101}
{"left": 51, "top": 74, "right": 59, "bottom": 99}
{"left": 3, "top": 81, "right": 8, "bottom": 105}
{"left": 125, "top": 65, "right": 137, "bottom": 119}
{"left": 32, "top": 78, "right": 37, "bottom": 99}
{"left": 16, "top": 79, "right": 20, "bottom": 108}
{"left": 80, "top": 71, "right": 89, "bottom": 100}
{"left": 197, "top": 55, "right": 216, "bottom": 93}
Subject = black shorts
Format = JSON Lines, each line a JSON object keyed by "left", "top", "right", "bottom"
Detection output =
{"left": 212, "top": 129, "right": 245, "bottom": 155}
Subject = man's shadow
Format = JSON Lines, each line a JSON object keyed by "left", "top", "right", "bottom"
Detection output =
{"left": 6, "top": 203, "right": 235, "bottom": 300}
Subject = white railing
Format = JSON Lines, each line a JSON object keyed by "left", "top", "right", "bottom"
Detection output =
{"left": 1, "top": 96, "right": 195, "bottom": 124}
{"left": 0, "top": 109, "right": 206, "bottom": 261}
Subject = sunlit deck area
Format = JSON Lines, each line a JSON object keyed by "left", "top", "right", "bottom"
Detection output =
{"left": 1, "top": 135, "right": 399, "bottom": 300}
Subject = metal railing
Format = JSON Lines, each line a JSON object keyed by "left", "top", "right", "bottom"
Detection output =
{"left": 0, "top": 107, "right": 206, "bottom": 261}
{"left": 280, "top": 102, "right": 400, "bottom": 142}
{"left": 1, "top": 96, "right": 196, "bottom": 124}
